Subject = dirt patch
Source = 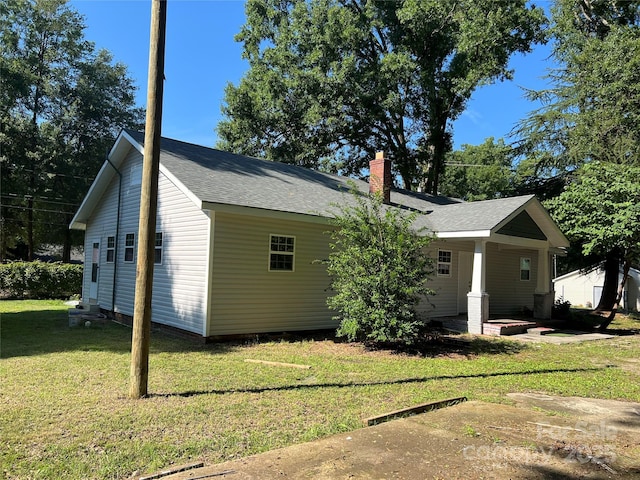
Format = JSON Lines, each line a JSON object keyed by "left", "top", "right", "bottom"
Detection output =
{"left": 617, "top": 358, "right": 640, "bottom": 376}
{"left": 150, "top": 395, "right": 640, "bottom": 480}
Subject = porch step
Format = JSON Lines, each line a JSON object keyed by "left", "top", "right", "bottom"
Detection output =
{"left": 68, "top": 303, "right": 105, "bottom": 327}
{"left": 483, "top": 320, "right": 538, "bottom": 336}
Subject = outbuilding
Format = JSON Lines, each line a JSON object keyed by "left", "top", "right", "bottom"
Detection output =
{"left": 553, "top": 266, "right": 640, "bottom": 312}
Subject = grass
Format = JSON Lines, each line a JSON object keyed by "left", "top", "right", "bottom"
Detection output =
{"left": 1, "top": 300, "right": 639, "bottom": 479}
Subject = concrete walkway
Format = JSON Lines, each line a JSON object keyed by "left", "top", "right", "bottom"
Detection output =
{"left": 508, "top": 330, "right": 616, "bottom": 344}
{"left": 141, "top": 395, "right": 640, "bottom": 480}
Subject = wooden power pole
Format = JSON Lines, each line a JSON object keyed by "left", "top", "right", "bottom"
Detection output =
{"left": 129, "top": 0, "right": 167, "bottom": 399}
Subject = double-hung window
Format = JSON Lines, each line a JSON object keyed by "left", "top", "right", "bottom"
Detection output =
{"left": 106, "top": 236, "right": 115, "bottom": 263}
{"left": 124, "top": 233, "right": 135, "bottom": 262}
{"left": 437, "top": 249, "right": 452, "bottom": 277}
{"left": 520, "top": 257, "right": 531, "bottom": 281}
{"left": 154, "top": 232, "right": 163, "bottom": 265}
{"left": 269, "top": 235, "right": 295, "bottom": 271}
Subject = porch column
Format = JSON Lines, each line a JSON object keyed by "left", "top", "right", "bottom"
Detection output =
{"left": 467, "top": 240, "right": 489, "bottom": 334}
{"left": 534, "top": 247, "right": 553, "bottom": 319}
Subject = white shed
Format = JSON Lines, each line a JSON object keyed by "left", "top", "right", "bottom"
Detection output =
{"left": 553, "top": 266, "right": 640, "bottom": 312}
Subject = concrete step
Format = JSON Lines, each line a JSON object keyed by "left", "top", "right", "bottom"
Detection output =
{"left": 68, "top": 303, "right": 103, "bottom": 326}
{"left": 483, "top": 320, "right": 538, "bottom": 336}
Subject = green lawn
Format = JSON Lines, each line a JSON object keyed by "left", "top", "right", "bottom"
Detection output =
{"left": 1, "top": 300, "right": 639, "bottom": 479}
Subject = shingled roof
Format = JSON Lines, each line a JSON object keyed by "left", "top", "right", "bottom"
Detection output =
{"left": 71, "top": 130, "right": 568, "bottom": 248}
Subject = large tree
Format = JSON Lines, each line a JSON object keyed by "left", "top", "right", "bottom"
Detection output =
{"left": 218, "top": 0, "right": 546, "bottom": 193}
{"left": 514, "top": 0, "right": 640, "bottom": 311}
{"left": 0, "top": 0, "right": 143, "bottom": 262}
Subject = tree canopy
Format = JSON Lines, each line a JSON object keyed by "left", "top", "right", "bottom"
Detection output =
{"left": 0, "top": 0, "right": 143, "bottom": 261}
{"left": 546, "top": 162, "right": 640, "bottom": 264}
{"left": 218, "top": 0, "right": 546, "bottom": 193}
{"left": 515, "top": 0, "right": 640, "bottom": 172}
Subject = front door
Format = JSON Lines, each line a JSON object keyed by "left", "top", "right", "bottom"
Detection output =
{"left": 89, "top": 241, "right": 100, "bottom": 302}
{"left": 458, "top": 251, "right": 473, "bottom": 314}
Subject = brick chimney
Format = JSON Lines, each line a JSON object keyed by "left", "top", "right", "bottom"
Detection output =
{"left": 369, "top": 151, "right": 391, "bottom": 204}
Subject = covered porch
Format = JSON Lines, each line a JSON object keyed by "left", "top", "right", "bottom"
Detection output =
{"left": 463, "top": 238, "right": 558, "bottom": 335}
{"left": 429, "top": 196, "right": 569, "bottom": 335}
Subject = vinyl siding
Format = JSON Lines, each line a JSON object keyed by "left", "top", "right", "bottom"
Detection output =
{"left": 82, "top": 170, "right": 120, "bottom": 309}
{"left": 208, "top": 212, "right": 334, "bottom": 335}
{"left": 82, "top": 148, "right": 210, "bottom": 334}
{"left": 419, "top": 241, "right": 468, "bottom": 318}
{"left": 111, "top": 151, "right": 144, "bottom": 314}
{"left": 420, "top": 241, "right": 541, "bottom": 318}
{"left": 553, "top": 268, "right": 640, "bottom": 311}
{"left": 151, "top": 171, "right": 210, "bottom": 334}
{"left": 485, "top": 243, "right": 538, "bottom": 315}
{"left": 627, "top": 273, "right": 640, "bottom": 312}
{"left": 553, "top": 269, "right": 603, "bottom": 308}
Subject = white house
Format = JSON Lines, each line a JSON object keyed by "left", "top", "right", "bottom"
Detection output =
{"left": 553, "top": 266, "right": 640, "bottom": 312}
{"left": 70, "top": 130, "right": 569, "bottom": 340}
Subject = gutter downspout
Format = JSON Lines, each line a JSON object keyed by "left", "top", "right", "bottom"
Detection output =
{"left": 106, "top": 155, "right": 122, "bottom": 314}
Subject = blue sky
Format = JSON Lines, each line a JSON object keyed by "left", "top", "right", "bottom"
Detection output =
{"left": 71, "top": 0, "right": 553, "bottom": 150}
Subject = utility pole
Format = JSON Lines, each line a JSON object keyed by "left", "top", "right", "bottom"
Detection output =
{"left": 129, "top": 0, "right": 167, "bottom": 399}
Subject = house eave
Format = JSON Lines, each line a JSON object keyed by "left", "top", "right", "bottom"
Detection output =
{"left": 201, "top": 201, "right": 333, "bottom": 225}
{"left": 435, "top": 230, "right": 568, "bottom": 251}
{"left": 69, "top": 129, "right": 141, "bottom": 231}
{"left": 435, "top": 230, "right": 492, "bottom": 240}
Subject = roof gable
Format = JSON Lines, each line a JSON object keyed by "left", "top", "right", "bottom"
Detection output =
{"left": 69, "top": 130, "right": 141, "bottom": 229}
{"left": 496, "top": 211, "right": 547, "bottom": 241}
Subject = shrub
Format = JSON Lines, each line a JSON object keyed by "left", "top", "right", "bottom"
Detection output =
{"left": 0, "top": 261, "right": 83, "bottom": 299}
{"left": 323, "top": 187, "right": 435, "bottom": 345}
{"left": 553, "top": 296, "right": 572, "bottom": 320}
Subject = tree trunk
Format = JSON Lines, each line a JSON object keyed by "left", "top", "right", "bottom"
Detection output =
{"left": 62, "top": 216, "right": 72, "bottom": 263}
{"left": 27, "top": 196, "right": 34, "bottom": 261}
{"left": 598, "top": 259, "right": 631, "bottom": 331}
{"left": 429, "top": 135, "right": 447, "bottom": 196}
{"left": 595, "top": 249, "right": 620, "bottom": 311}
{"left": 0, "top": 211, "right": 6, "bottom": 263}
{"left": 423, "top": 105, "right": 450, "bottom": 195}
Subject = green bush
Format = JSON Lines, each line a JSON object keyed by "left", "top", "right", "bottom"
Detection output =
{"left": 0, "top": 261, "right": 83, "bottom": 299}
{"left": 552, "top": 296, "right": 572, "bottom": 320}
{"left": 324, "top": 187, "right": 435, "bottom": 345}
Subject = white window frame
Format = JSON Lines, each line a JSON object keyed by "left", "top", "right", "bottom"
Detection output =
{"left": 268, "top": 234, "right": 295, "bottom": 272}
{"left": 520, "top": 257, "right": 531, "bottom": 281}
{"left": 124, "top": 233, "right": 135, "bottom": 263}
{"left": 106, "top": 235, "right": 115, "bottom": 263}
{"left": 130, "top": 163, "right": 142, "bottom": 186}
{"left": 154, "top": 232, "right": 163, "bottom": 265}
{"left": 437, "top": 249, "right": 452, "bottom": 277}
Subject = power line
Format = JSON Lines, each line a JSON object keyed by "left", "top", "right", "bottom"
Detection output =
{"left": 12, "top": 168, "right": 95, "bottom": 181}
{"left": 1, "top": 204, "right": 76, "bottom": 215}
{"left": 1, "top": 218, "right": 74, "bottom": 227}
{"left": 444, "top": 162, "right": 510, "bottom": 168}
{"left": 1, "top": 194, "right": 80, "bottom": 207}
